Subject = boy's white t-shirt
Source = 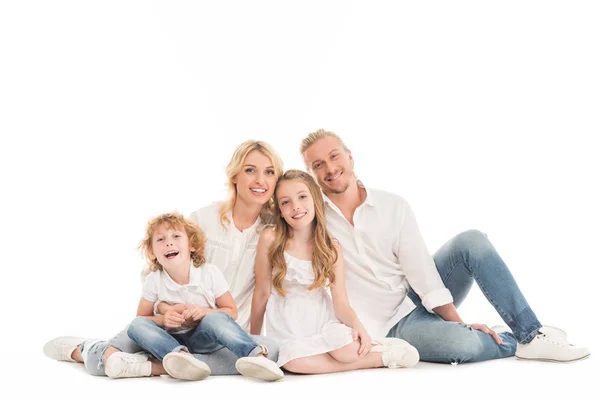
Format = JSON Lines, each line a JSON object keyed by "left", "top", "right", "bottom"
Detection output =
{"left": 142, "top": 262, "right": 230, "bottom": 334}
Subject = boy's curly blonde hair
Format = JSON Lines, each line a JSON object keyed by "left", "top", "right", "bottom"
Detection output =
{"left": 138, "top": 213, "right": 206, "bottom": 272}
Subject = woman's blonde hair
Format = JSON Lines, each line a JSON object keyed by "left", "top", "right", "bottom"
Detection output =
{"left": 139, "top": 213, "right": 207, "bottom": 272}
{"left": 269, "top": 169, "right": 337, "bottom": 297}
{"left": 219, "top": 140, "right": 284, "bottom": 230}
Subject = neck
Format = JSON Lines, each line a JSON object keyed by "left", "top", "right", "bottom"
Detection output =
{"left": 232, "top": 197, "right": 262, "bottom": 231}
{"left": 165, "top": 260, "right": 191, "bottom": 285}
{"left": 289, "top": 224, "right": 314, "bottom": 245}
{"left": 326, "top": 178, "right": 365, "bottom": 215}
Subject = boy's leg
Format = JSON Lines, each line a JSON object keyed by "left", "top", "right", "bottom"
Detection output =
{"left": 191, "top": 335, "right": 279, "bottom": 375}
{"left": 127, "top": 317, "right": 186, "bottom": 360}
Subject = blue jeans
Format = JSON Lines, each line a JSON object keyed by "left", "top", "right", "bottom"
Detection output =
{"left": 80, "top": 323, "right": 279, "bottom": 376}
{"left": 127, "top": 311, "right": 263, "bottom": 361}
{"left": 387, "top": 229, "right": 542, "bottom": 363}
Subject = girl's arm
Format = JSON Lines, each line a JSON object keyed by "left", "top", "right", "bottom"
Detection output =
{"left": 250, "top": 228, "right": 275, "bottom": 335}
{"left": 330, "top": 243, "right": 371, "bottom": 355}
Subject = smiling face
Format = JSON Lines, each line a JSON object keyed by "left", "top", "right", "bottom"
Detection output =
{"left": 303, "top": 135, "right": 354, "bottom": 195}
{"left": 233, "top": 150, "right": 278, "bottom": 207}
{"left": 276, "top": 178, "right": 316, "bottom": 231}
{"left": 151, "top": 224, "right": 193, "bottom": 273}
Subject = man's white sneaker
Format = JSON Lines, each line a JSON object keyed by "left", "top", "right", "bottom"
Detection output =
{"left": 516, "top": 326, "right": 590, "bottom": 363}
{"left": 162, "top": 352, "right": 211, "bottom": 381}
{"left": 104, "top": 352, "right": 152, "bottom": 378}
{"left": 371, "top": 338, "right": 420, "bottom": 368}
{"left": 43, "top": 336, "right": 85, "bottom": 362}
{"left": 235, "top": 357, "right": 284, "bottom": 381}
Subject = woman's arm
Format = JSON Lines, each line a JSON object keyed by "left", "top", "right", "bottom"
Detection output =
{"left": 250, "top": 228, "right": 275, "bottom": 335}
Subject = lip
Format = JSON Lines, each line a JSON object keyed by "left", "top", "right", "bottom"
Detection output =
{"left": 291, "top": 212, "right": 307, "bottom": 220}
{"left": 250, "top": 187, "right": 268, "bottom": 195}
{"left": 326, "top": 171, "right": 342, "bottom": 182}
{"left": 164, "top": 250, "right": 180, "bottom": 259}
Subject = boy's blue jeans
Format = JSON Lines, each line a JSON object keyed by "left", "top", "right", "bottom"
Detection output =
{"left": 388, "top": 229, "right": 542, "bottom": 363}
{"left": 80, "top": 315, "right": 278, "bottom": 376}
{"left": 127, "top": 311, "right": 262, "bottom": 360}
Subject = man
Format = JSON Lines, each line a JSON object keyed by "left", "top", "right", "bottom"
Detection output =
{"left": 300, "top": 129, "right": 589, "bottom": 363}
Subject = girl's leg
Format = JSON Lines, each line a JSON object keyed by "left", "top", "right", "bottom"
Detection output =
{"left": 284, "top": 352, "right": 382, "bottom": 374}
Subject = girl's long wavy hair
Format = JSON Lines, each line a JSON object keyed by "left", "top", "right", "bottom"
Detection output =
{"left": 218, "top": 140, "right": 284, "bottom": 230}
{"left": 139, "top": 213, "right": 207, "bottom": 272}
{"left": 270, "top": 170, "right": 337, "bottom": 297}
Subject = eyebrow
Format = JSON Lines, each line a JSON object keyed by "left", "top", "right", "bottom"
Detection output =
{"left": 243, "top": 164, "right": 275, "bottom": 169}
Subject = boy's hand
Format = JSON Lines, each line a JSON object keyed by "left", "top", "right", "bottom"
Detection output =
{"left": 163, "top": 310, "right": 185, "bottom": 328}
{"left": 182, "top": 304, "right": 212, "bottom": 322}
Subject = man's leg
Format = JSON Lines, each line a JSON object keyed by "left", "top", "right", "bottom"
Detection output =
{"left": 432, "top": 229, "right": 541, "bottom": 343}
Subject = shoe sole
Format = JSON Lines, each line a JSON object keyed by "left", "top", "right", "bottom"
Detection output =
{"left": 163, "top": 353, "right": 211, "bottom": 381}
{"left": 235, "top": 359, "right": 284, "bottom": 381}
{"left": 516, "top": 353, "right": 590, "bottom": 363}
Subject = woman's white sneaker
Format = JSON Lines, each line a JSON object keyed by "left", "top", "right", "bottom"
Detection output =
{"left": 105, "top": 352, "right": 152, "bottom": 378}
{"left": 43, "top": 336, "right": 85, "bottom": 362}
{"left": 162, "top": 352, "right": 211, "bottom": 381}
{"left": 235, "top": 357, "right": 284, "bottom": 381}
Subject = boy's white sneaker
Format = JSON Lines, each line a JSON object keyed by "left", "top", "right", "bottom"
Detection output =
{"left": 371, "top": 338, "right": 420, "bottom": 368}
{"left": 105, "top": 352, "right": 152, "bottom": 378}
{"left": 235, "top": 357, "right": 284, "bottom": 381}
{"left": 43, "top": 336, "right": 85, "bottom": 362}
{"left": 163, "top": 352, "right": 211, "bottom": 381}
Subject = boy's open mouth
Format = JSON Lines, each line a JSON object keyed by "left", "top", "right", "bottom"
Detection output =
{"left": 165, "top": 250, "right": 179, "bottom": 259}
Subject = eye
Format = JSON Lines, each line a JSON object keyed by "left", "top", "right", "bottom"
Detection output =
{"left": 299, "top": 194, "right": 307, "bottom": 199}
{"left": 245, "top": 167, "right": 255, "bottom": 173}
{"left": 331, "top": 153, "right": 338, "bottom": 160}
{"left": 313, "top": 162, "right": 322, "bottom": 169}
{"left": 281, "top": 200, "right": 289, "bottom": 206}
{"left": 266, "top": 169, "right": 275, "bottom": 176}
{"left": 156, "top": 237, "right": 164, "bottom": 242}
{"left": 174, "top": 234, "right": 181, "bottom": 238}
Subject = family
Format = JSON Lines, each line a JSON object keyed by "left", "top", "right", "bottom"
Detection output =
{"left": 43, "top": 129, "right": 590, "bottom": 381}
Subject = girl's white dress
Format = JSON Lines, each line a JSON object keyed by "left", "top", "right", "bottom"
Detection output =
{"left": 265, "top": 252, "right": 355, "bottom": 366}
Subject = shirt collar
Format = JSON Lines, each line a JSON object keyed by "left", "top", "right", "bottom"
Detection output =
{"left": 322, "top": 180, "right": 375, "bottom": 209}
{"left": 161, "top": 261, "right": 198, "bottom": 290}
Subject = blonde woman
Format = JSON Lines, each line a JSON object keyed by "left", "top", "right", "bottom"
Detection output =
{"left": 250, "top": 170, "right": 419, "bottom": 373}
{"left": 44, "top": 140, "right": 285, "bottom": 379}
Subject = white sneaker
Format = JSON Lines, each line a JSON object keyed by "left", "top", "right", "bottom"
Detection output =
{"left": 371, "top": 338, "right": 420, "bottom": 368}
{"left": 516, "top": 326, "right": 590, "bottom": 363}
{"left": 163, "top": 352, "right": 211, "bottom": 381}
{"left": 235, "top": 357, "right": 284, "bottom": 381}
{"left": 43, "top": 336, "right": 85, "bottom": 362}
{"left": 105, "top": 352, "right": 152, "bottom": 378}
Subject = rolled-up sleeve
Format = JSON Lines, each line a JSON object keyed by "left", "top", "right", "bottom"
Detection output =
{"left": 395, "top": 199, "right": 453, "bottom": 312}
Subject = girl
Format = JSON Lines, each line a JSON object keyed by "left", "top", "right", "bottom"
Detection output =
{"left": 250, "top": 170, "right": 419, "bottom": 373}
{"left": 125, "top": 212, "right": 283, "bottom": 381}
{"left": 43, "top": 140, "right": 284, "bottom": 379}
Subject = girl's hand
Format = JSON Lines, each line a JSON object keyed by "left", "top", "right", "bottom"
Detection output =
{"left": 353, "top": 325, "right": 372, "bottom": 356}
{"left": 470, "top": 323, "right": 503, "bottom": 344}
{"left": 163, "top": 310, "right": 185, "bottom": 328}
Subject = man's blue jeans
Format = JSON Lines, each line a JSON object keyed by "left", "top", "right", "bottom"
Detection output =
{"left": 127, "top": 311, "right": 264, "bottom": 361}
{"left": 388, "top": 229, "right": 542, "bottom": 363}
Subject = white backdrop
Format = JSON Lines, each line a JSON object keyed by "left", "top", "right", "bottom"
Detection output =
{"left": 1, "top": 1, "right": 598, "bottom": 398}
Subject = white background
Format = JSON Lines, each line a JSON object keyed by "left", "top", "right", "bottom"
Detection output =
{"left": 1, "top": 1, "right": 598, "bottom": 398}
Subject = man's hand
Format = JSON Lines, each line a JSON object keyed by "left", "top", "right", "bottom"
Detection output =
{"left": 470, "top": 323, "right": 503, "bottom": 344}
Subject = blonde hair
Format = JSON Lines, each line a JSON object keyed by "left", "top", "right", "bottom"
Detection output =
{"left": 139, "top": 213, "right": 206, "bottom": 272}
{"left": 299, "top": 129, "right": 349, "bottom": 157}
{"left": 269, "top": 169, "right": 337, "bottom": 297}
{"left": 219, "top": 140, "right": 284, "bottom": 230}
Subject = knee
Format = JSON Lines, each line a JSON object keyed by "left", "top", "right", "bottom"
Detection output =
{"left": 453, "top": 229, "right": 494, "bottom": 260}
{"left": 127, "top": 316, "right": 151, "bottom": 338}
{"left": 200, "top": 310, "right": 232, "bottom": 329}
{"left": 329, "top": 340, "right": 361, "bottom": 363}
